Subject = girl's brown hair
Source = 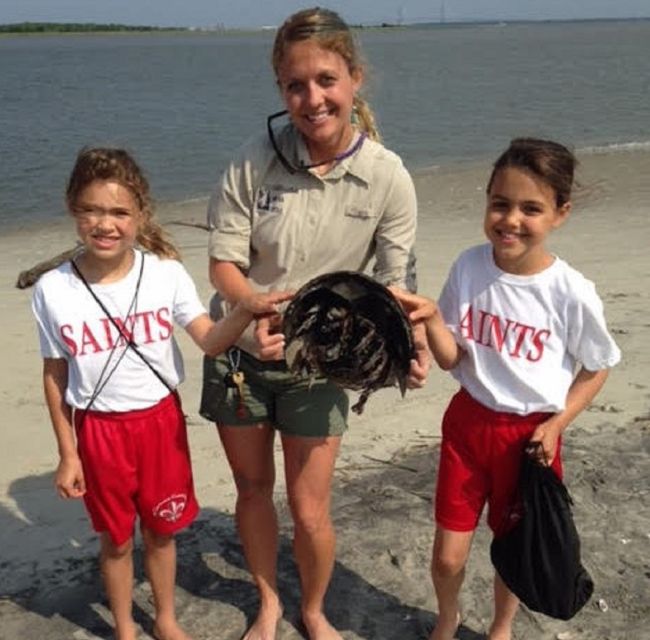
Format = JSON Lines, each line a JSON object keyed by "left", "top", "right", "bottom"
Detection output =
{"left": 66, "top": 147, "right": 180, "bottom": 260}
{"left": 487, "top": 138, "right": 577, "bottom": 207}
{"left": 271, "top": 7, "right": 380, "bottom": 142}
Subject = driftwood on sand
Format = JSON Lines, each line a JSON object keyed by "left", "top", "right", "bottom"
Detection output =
{"left": 15, "top": 245, "right": 83, "bottom": 290}
{"left": 166, "top": 220, "right": 210, "bottom": 231}
{"left": 14, "top": 221, "right": 210, "bottom": 289}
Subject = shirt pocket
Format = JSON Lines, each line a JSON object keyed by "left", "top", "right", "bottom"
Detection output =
{"left": 343, "top": 204, "right": 377, "bottom": 220}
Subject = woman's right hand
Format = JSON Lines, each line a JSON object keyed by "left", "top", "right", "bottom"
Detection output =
{"left": 55, "top": 455, "right": 86, "bottom": 499}
{"left": 255, "top": 314, "right": 286, "bottom": 360}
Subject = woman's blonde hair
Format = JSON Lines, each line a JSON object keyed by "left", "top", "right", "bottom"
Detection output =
{"left": 66, "top": 147, "right": 180, "bottom": 260}
{"left": 271, "top": 7, "right": 381, "bottom": 142}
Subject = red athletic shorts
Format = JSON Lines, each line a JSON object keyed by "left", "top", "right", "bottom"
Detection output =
{"left": 74, "top": 393, "right": 199, "bottom": 546}
{"left": 435, "top": 388, "right": 563, "bottom": 533}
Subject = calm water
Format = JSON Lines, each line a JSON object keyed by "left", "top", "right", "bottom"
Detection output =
{"left": 1, "top": 20, "right": 649, "bottom": 228}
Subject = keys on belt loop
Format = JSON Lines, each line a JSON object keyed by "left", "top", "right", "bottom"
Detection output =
{"left": 224, "top": 347, "right": 240, "bottom": 387}
{"left": 225, "top": 348, "right": 247, "bottom": 418}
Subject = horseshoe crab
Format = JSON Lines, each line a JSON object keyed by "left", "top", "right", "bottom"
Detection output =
{"left": 282, "top": 271, "right": 414, "bottom": 414}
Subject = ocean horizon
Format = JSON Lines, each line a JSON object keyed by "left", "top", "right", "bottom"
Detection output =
{"left": 1, "top": 18, "right": 649, "bottom": 229}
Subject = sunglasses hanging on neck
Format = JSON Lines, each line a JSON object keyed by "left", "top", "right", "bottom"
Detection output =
{"left": 266, "top": 110, "right": 366, "bottom": 175}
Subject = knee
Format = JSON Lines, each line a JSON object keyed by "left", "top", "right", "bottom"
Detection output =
{"left": 431, "top": 549, "right": 466, "bottom": 579}
{"left": 141, "top": 526, "right": 174, "bottom": 550}
{"left": 101, "top": 534, "right": 133, "bottom": 560}
{"left": 233, "top": 472, "right": 274, "bottom": 504}
{"left": 289, "top": 499, "right": 332, "bottom": 537}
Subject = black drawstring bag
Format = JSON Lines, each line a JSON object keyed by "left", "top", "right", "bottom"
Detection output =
{"left": 490, "top": 443, "right": 594, "bottom": 620}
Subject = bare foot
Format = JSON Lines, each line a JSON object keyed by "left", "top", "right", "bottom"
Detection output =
{"left": 241, "top": 601, "right": 283, "bottom": 640}
{"left": 302, "top": 610, "right": 343, "bottom": 640}
{"left": 487, "top": 625, "right": 512, "bottom": 640}
{"left": 152, "top": 618, "right": 193, "bottom": 640}
{"left": 428, "top": 611, "right": 461, "bottom": 640}
{"left": 114, "top": 622, "right": 138, "bottom": 640}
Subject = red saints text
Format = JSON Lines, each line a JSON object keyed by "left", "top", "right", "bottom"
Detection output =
{"left": 60, "top": 308, "right": 172, "bottom": 356}
{"left": 459, "top": 305, "right": 550, "bottom": 362}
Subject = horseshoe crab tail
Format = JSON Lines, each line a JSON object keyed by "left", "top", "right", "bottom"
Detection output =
{"left": 351, "top": 390, "right": 370, "bottom": 415}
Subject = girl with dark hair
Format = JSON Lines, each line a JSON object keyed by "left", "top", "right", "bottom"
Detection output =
{"left": 392, "top": 138, "right": 620, "bottom": 640}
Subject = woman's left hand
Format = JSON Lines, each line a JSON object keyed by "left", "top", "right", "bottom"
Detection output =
{"left": 407, "top": 323, "right": 432, "bottom": 388}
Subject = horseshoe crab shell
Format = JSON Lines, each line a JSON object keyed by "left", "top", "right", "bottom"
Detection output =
{"left": 282, "top": 271, "right": 414, "bottom": 414}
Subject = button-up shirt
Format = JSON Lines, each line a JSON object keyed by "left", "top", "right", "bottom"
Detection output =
{"left": 207, "top": 124, "right": 417, "bottom": 354}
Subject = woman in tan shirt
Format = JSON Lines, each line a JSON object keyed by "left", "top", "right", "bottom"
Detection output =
{"left": 200, "top": 8, "right": 429, "bottom": 639}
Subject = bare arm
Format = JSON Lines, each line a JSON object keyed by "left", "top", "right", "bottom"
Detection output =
{"left": 43, "top": 358, "right": 86, "bottom": 498}
{"left": 209, "top": 258, "right": 254, "bottom": 303}
{"left": 423, "top": 307, "right": 463, "bottom": 370}
{"left": 390, "top": 287, "right": 462, "bottom": 370}
{"left": 530, "top": 367, "right": 610, "bottom": 464}
{"left": 405, "top": 322, "right": 432, "bottom": 388}
{"left": 209, "top": 258, "right": 287, "bottom": 360}
{"left": 186, "top": 290, "right": 293, "bottom": 357}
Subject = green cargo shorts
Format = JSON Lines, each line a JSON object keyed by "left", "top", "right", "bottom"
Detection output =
{"left": 199, "top": 348, "right": 349, "bottom": 437}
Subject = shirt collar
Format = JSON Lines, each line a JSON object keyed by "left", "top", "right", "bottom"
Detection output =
{"left": 288, "top": 125, "right": 373, "bottom": 185}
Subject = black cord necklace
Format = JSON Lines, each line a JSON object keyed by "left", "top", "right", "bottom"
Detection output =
{"left": 267, "top": 110, "right": 367, "bottom": 174}
{"left": 71, "top": 251, "right": 173, "bottom": 421}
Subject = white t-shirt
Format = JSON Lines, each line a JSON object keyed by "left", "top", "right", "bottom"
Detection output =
{"left": 32, "top": 250, "right": 206, "bottom": 412}
{"left": 438, "top": 244, "right": 621, "bottom": 415}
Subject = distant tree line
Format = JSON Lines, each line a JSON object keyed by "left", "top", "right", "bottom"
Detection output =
{"left": 0, "top": 22, "right": 185, "bottom": 33}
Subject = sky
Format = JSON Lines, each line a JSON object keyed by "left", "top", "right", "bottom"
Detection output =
{"left": 0, "top": 0, "right": 648, "bottom": 28}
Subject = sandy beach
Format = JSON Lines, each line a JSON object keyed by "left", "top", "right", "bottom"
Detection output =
{"left": 0, "top": 149, "right": 648, "bottom": 639}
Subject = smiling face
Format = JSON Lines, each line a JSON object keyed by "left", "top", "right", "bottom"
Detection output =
{"left": 484, "top": 167, "right": 571, "bottom": 275}
{"left": 276, "top": 39, "right": 362, "bottom": 163}
{"left": 71, "top": 179, "right": 142, "bottom": 278}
